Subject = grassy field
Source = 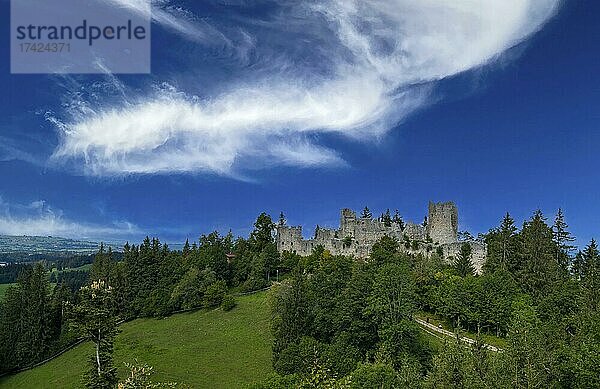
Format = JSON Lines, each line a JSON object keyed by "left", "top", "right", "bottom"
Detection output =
{"left": 0, "top": 283, "right": 15, "bottom": 300}
{"left": 49, "top": 263, "right": 92, "bottom": 276}
{"left": 0, "top": 291, "right": 273, "bottom": 389}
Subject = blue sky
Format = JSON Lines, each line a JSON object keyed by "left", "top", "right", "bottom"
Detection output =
{"left": 0, "top": 0, "right": 598, "bottom": 247}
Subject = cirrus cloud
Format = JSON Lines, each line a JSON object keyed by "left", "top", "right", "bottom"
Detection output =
{"left": 52, "top": 0, "right": 561, "bottom": 177}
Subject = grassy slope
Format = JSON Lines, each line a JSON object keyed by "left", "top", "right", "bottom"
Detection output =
{"left": 0, "top": 291, "right": 273, "bottom": 389}
{"left": 49, "top": 263, "right": 92, "bottom": 276}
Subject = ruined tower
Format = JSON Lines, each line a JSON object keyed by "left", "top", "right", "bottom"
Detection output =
{"left": 427, "top": 201, "right": 458, "bottom": 244}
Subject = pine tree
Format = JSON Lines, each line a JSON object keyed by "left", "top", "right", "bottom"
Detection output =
{"left": 581, "top": 239, "right": 600, "bottom": 310}
{"left": 572, "top": 250, "right": 585, "bottom": 280}
{"left": 278, "top": 212, "right": 286, "bottom": 226}
{"left": 484, "top": 213, "right": 519, "bottom": 274}
{"left": 182, "top": 239, "right": 191, "bottom": 257}
{"left": 455, "top": 243, "right": 475, "bottom": 277}
{"left": 69, "top": 280, "right": 119, "bottom": 389}
{"left": 499, "top": 213, "right": 519, "bottom": 271}
{"left": 90, "top": 244, "right": 116, "bottom": 285}
{"left": 393, "top": 210, "right": 405, "bottom": 229}
{"left": 22, "top": 263, "right": 52, "bottom": 364}
{"left": 519, "top": 210, "right": 557, "bottom": 297}
{"left": 361, "top": 206, "right": 372, "bottom": 219}
{"left": 382, "top": 209, "right": 392, "bottom": 227}
{"left": 552, "top": 208, "right": 575, "bottom": 274}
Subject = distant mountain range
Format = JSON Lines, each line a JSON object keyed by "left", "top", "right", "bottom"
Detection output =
{"left": 0, "top": 235, "right": 185, "bottom": 256}
{"left": 0, "top": 235, "right": 104, "bottom": 254}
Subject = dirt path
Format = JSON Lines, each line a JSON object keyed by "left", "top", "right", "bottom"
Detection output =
{"left": 414, "top": 318, "right": 502, "bottom": 352}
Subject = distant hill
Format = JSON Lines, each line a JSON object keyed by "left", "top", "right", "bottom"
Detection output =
{"left": 0, "top": 291, "right": 273, "bottom": 388}
{"left": 0, "top": 235, "right": 103, "bottom": 255}
{"left": 0, "top": 235, "right": 187, "bottom": 264}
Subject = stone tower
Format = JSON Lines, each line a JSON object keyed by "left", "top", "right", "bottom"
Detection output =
{"left": 339, "top": 208, "right": 357, "bottom": 237}
{"left": 427, "top": 201, "right": 458, "bottom": 244}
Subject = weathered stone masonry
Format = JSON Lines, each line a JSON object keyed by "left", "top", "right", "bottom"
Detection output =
{"left": 276, "top": 201, "right": 486, "bottom": 273}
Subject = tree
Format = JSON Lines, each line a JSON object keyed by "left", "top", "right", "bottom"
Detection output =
{"left": 169, "top": 267, "right": 204, "bottom": 310}
{"left": 278, "top": 212, "right": 287, "bottom": 226}
{"left": 367, "top": 263, "right": 421, "bottom": 367}
{"left": 349, "top": 363, "right": 400, "bottom": 389}
{"left": 425, "top": 339, "right": 487, "bottom": 389}
{"left": 361, "top": 207, "right": 372, "bottom": 219}
{"left": 393, "top": 210, "right": 405, "bottom": 229}
{"left": 0, "top": 263, "right": 53, "bottom": 372}
{"left": 484, "top": 213, "right": 519, "bottom": 274}
{"left": 271, "top": 274, "right": 313, "bottom": 370}
{"left": 382, "top": 209, "right": 392, "bottom": 227}
{"left": 552, "top": 208, "right": 575, "bottom": 274}
{"left": 572, "top": 250, "right": 585, "bottom": 281}
{"left": 69, "top": 281, "right": 119, "bottom": 389}
{"left": 500, "top": 298, "right": 550, "bottom": 389}
{"left": 250, "top": 213, "right": 276, "bottom": 252}
{"left": 182, "top": 239, "right": 191, "bottom": 258}
{"left": 454, "top": 243, "right": 475, "bottom": 277}
{"left": 90, "top": 244, "right": 116, "bottom": 285}
{"left": 519, "top": 210, "right": 557, "bottom": 297}
{"left": 581, "top": 239, "right": 600, "bottom": 311}
{"left": 195, "top": 231, "right": 231, "bottom": 281}
{"left": 370, "top": 236, "right": 400, "bottom": 265}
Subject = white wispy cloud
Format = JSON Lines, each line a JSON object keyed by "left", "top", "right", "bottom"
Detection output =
{"left": 52, "top": 0, "right": 561, "bottom": 177}
{"left": 104, "top": 0, "right": 231, "bottom": 45}
{"left": 0, "top": 197, "right": 140, "bottom": 240}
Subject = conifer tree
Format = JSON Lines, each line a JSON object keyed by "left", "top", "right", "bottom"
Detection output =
{"left": 1, "top": 263, "right": 54, "bottom": 368}
{"left": 571, "top": 250, "right": 585, "bottom": 280}
{"left": 90, "top": 244, "right": 116, "bottom": 285}
{"left": 182, "top": 239, "right": 191, "bottom": 257}
{"left": 382, "top": 209, "right": 392, "bottom": 227}
{"left": 581, "top": 239, "right": 600, "bottom": 310}
{"left": 278, "top": 212, "right": 286, "bottom": 226}
{"left": 519, "top": 210, "right": 557, "bottom": 297}
{"left": 361, "top": 206, "right": 372, "bottom": 219}
{"left": 498, "top": 213, "right": 519, "bottom": 270}
{"left": 392, "top": 210, "right": 405, "bottom": 229}
{"left": 484, "top": 213, "right": 519, "bottom": 274}
{"left": 69, "top": 280, "right": 119, "bottom": 389}
{"left": 552, "top": 208, "right": 576, "bottom": 274}
{"left": 455, "top": 243, "right": 475, "bottom": 277}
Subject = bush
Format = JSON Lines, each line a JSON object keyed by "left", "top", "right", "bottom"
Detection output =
{"left": 249, "top": 374, "right": 300, "bottom": 389}
{"left": 221, "top": 295, "right": 236, "bottom": 311}
{"left": 203, "top": 280, "right": 227, "bottom": 308}
{"left": 349, "top": 363, "right": 399, "bottom": 389}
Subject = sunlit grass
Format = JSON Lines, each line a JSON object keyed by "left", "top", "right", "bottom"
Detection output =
{"left": 0, "top": 291, "right": 273, "bottom": 389}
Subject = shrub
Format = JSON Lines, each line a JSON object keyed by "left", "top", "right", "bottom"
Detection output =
{"left": 203, "top": 280, "right": 227, "bottom": 308}
{"left": 221, "top": 294, "right": 236, "bottom": 311}
{"left": 349, "top": 363, "right": 399, "bottom": 389}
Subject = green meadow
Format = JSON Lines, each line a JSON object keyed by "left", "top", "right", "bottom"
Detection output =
{"left": 0, "top": 291, "right": 273, "bottom": 389}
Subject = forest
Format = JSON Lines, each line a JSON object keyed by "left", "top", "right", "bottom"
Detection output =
{"left": 254, "top": 209, "right": 600, "bottom": 388}
{"left": 0, "top": 209, "right": 598, "bottom": 388}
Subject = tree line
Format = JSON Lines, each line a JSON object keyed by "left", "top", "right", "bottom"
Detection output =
{"left": 254, "top": 208, "right": 600, "bottom": 388}
{"left": 1, "top": 208, "right": 599, "bottom": 388}
{"left": 0, "top": 213, "right": 281, "bottom": 387}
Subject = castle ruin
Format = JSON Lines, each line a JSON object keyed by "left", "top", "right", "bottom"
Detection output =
{"left": 276, "top": 201, "right": 486, "bottom": 273}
